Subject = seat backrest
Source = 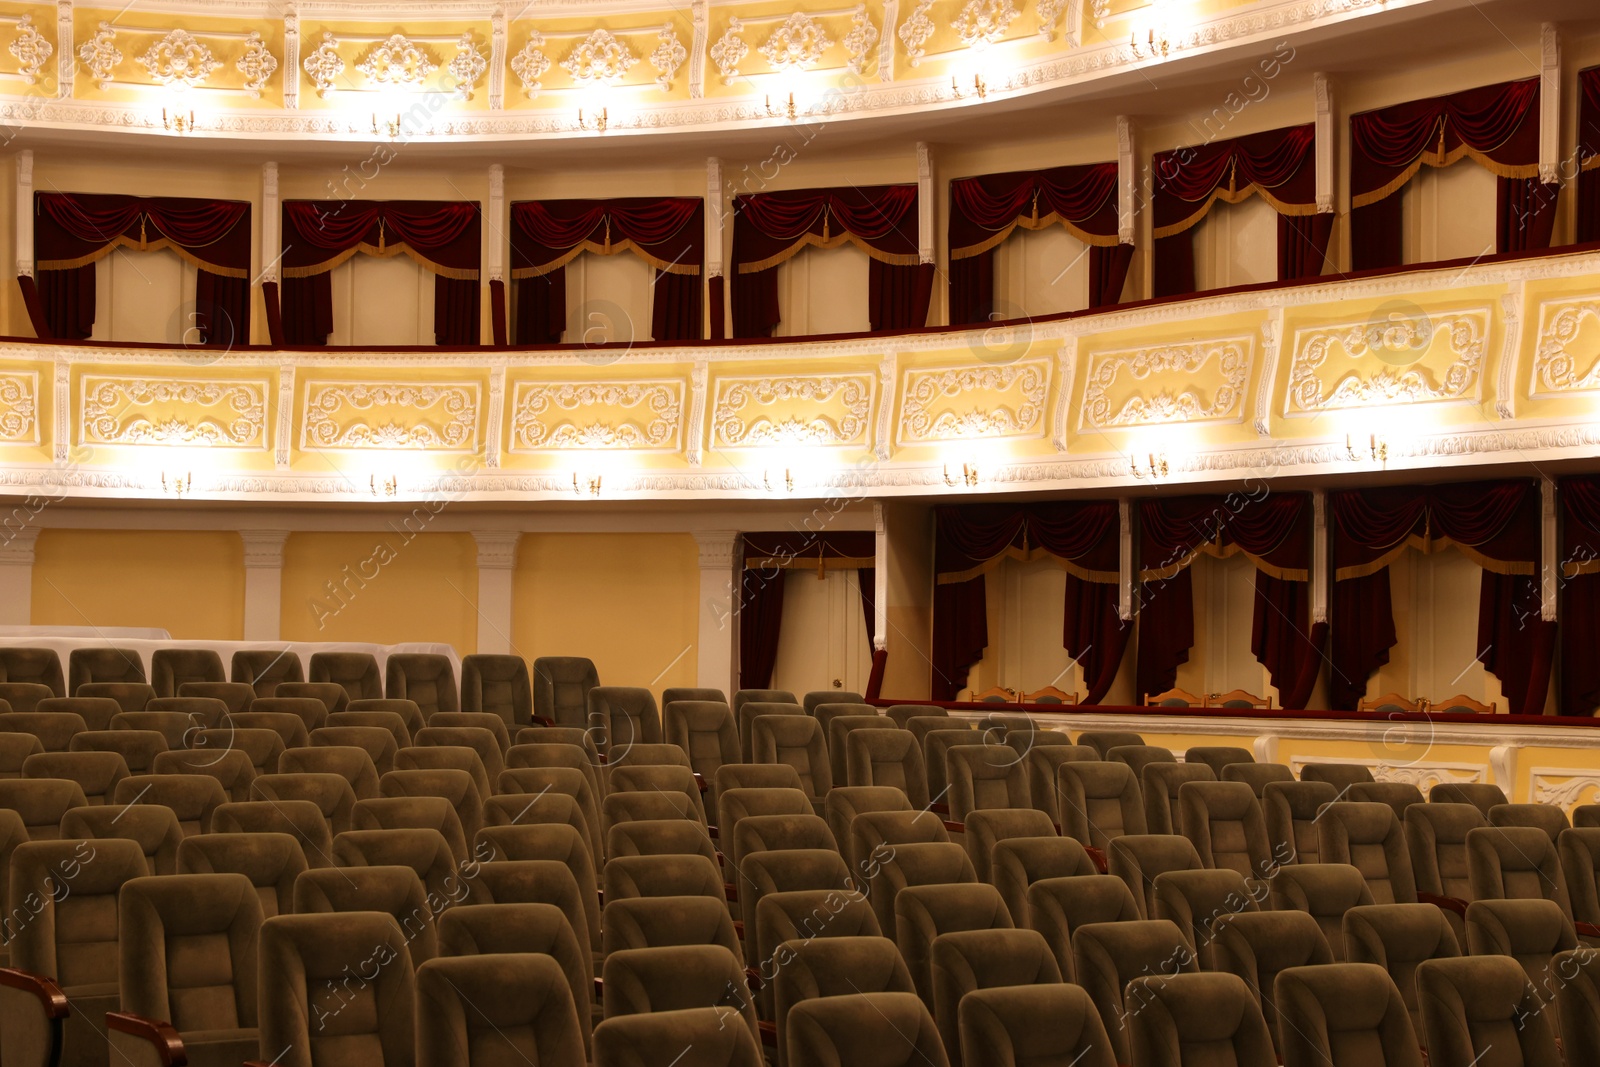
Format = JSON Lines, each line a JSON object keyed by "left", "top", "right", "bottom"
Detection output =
{"left": 922, "top": 728, "right": 979, "bottom": 799}
{"left": 771, "top": 936, "right": 911, "bottom": 1067}
{"left": 959, "top": 984, "right": 1116, "bottom": 1067}
{"left": 119, "top": 872, "right": 262, "bottom": 1032}
{"left": 1071, "top": 918, "right": 1197, "bottom": 1063}
{"left": 1178, "top": 780, "right": 1276, "bottom": 881}
{"left": 885, "top": 704, "right": 944, "bottom": 728}
{"left": 960, "top": 808, "right": 1056, "bottom": 883}
{"left": 1106, "top": 834, "right": 1204, "bottom": 919}
{"left": 1107, "top": 745, "right": 1177, "bottom": 781}
{"left": 1125, "top": 972, "right": 1277, "bottom": 1067}
{"left": 823, "top": 786, "right": 911, "bottom": 866}
{"left": 1026, "top": 875, "right": 1142, "bottom": 983}
{"left": 1347, "top": 781, "right": 1426, "bottom": 823}
{"left": 1208, "top": 910, "right": 1332, "bottom": 1056}
{"left": 0, "top": 710, "right": 87, "bottom": 752}
{"left": 62, "top": 803, "right": 184, "bottom": 874}
{"left": 1489, "top": 802, "right": 1570, "bottom": 844}
{"left": 1404, "top": 801, "right": 1485, "bottom": 900}
{"left": 0, "top": 647, "right": 66, "bottom": 694}
{"left": 1560, "top": 827, "right": 1600, "bottom": 926}
{"left": 437, "top": 901, "right": 591, "bottom": 1030}
{"left": 37, "top": 696, "right": 121, "bottom": 731}
{"left": 229, "top": 649, "right": 305, "bottom": 697}
{"left": 1342, "top": 902, "right": 1461, "bottom": 1036}
{"left": 380, "top": 768, "right": 484, "bottom": 840}
{"left": 333, "top": 829, "right": 471, "bottom": 927}
{"left": 532, "top": 656, "right": 600, "bottom": 727}
{"left": 1220, "top": 762, "right": 1296, "bottom": 797}
{"left": 947, "top": 745, "right": 1030, "bottom": 824}
{"left": 740, "top": 702, "right": 806, "bottom": 763}
{"left": 384, "top": 654, "right": 458, "bottom": 717}
{"left": 786, "top": 991, "right": 948, "bottom": 1067}
{"left": 0, "top": 682, "right": 58, "bottom": 714}
{"left": 1023, "top": 745, "right": 1099, "bottom": 824}
{"left": 587, "top": 685, "right": 662, "bottom": 755}
{"left": 1299, "top": 762, "right": 1375, "bottom": 789}
{"left": 868, "top": 842, "right": 976, "bottom": 942}
{"left": 258, "top": 911, "right": 415, "bottom": 1067}
{"left": 602, "top": 853, "right": 724, "bottom": 903}
{"left": 0, "top": 730, "right": 44, "bottom": 776}
{"left": 68, "top": 647, "right": 145, "bottom": 692}
{"left": 1057, "top": 761, "right": 1146, "bottom": 850}
{"left": 604, "top": 818, "right": 718, "bottom": 865}
{"left": 930, "top": 928, "right": 1061, "bottom": 1067}
{"left": 149, "top": 648, "right": 225, "bottom": 697}
{"left": 1317, "top": 801, "right": 1418, "bottom": 904}
{"left": 276, "top": 682, "right": 350, "bottom": 718}
{"left": 0, "top": 777, "right": 89, "bottom": 837}
{"left": 343, "top": 700, "right": 426, "bottom": 738}
{"left": 601, "top": 894, "right": 740, "bottom": 958}
{"left": 281, "top": 746, "right": 381, "bottom": 801}
{"left": 395, "top": 743, "right": 493, "bottom": 804}
{"left": 755, "top": 889, "right": 881, "bottom": 976}
{"left": 1272, "top": 963, "right": 1423, "bottom": 1067}
{"left": 820, "top": 711, "right": 887, "bottom": 784}
{"left": 848, "top": 810, "right": 950, "bottom": 886}
{"left": 23, "top": 750, "right": 127, "bottom": 804}
{"left": 151, "top": 748, "right": 258, "bottom": 803}
{"left": 602, "top": 944, "right": 757, "bottom": 1049}
{"left": 308, "top": 652, "right": 383, "bottom": 702}
{"left": 1184, "top": 747, "right": 1256, "bottom": 777}
{"left": 1416, "top": 954, "right": 1561, "bottom": 1067}
{"left": 664, "top": 701, "right": 740, "bottom": 787}
{"left": 1263, "top": 779, "right": 1338, "bottom": 864}
{"left": 252, "top": 771, "right": 359, "bottom": 837}
{"left": 1429, "top": 782, "right": 1508, "bottom": 818}
{"left": 1555, "top": 946, "right": 1600, "bottom": 1065}
{"left": 293, "top": 863, "right": 438, "bottom": 963}
{"left": 608, "top": 764, "right": 707, "bottom": 823}
{"left": 893, "top": 882, "right": 1013, "bottom": 1007}
{"left": 356, "top": 796, "right": 470, "bottom": 863}
{"left": 459, "top": 654, "right": 532, "bottom": 726}
{"left": 990, "top": 836, "right": 1095, "bottom": 928}
{"left": 69, "top": 728, "right": 167, "bottom": 774}
{"left": 594, "top": 1008, "right": 763, "bottom": 1067}
{"left": 751, "top": 715, "right": 831, "bottom": 801}
{"left": 1076, "top": 731, "right": 1144, "bottom": 758}
{"left": 192, "top": 727, "right": 285, "bottom": 777}
{"left": 846, "top": 728, "right": 929, "bottom": 808}
{"left": 1267, "top": 864, "right": 1376, "bottom": 962}
{"left": 1468, "top": 825, "right": 1571, "bottom": 912}
{"left": 1464, "top": 897, "right": 1579, "bottom": 1013}
{"left": 417, "top": 949, "right": 585, "bottom": 1067}
{"left": 176, "top": 832, "right": 306, "bottom": 918}
{"left": 114, "top": 773, "right": 227, "bottom": 837}
{"left": 9, "top": 837, "right": 147, "bottom": 986}
{"left": 1151, "top": 868, "right": 1261, "bottom": 969}
{"left": 1142, "top": 762, "right": 1216, "bottom": 835}
{"left": 176, "top": 681, "right": 255, "bottom": 716}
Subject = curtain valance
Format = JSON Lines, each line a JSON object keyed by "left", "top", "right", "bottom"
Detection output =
{"left": 935, "top": 501, "right": 1120, "bottom": 584}
{"left": 732, "top": 185, "right": 919, "bottom": 273}
{"left": 1350, "top": 78, "right": 1541, "bottom": 209}
{"left": 1329, "top": 482, "right": 1538, "bottom": 580}
{"left": 743, "top": 531, "right": 875, "bottom": 572}
{"left": 948, "top": 163, "right": 1121, "bottom": 259}
{"left": 510, "top": 198, "right": 703, "bottom": 278}
{"left": 1152, "top": 124, "right": 1318, "bottom": 238}
{"left": 36, "top": 193, "right": 251, "bottom": 278}
{"left": 282, "top": 200, "right": 481, "bottom": 280}
{"left": 1139, "top": 493, "right": 1309, "bottom": 582}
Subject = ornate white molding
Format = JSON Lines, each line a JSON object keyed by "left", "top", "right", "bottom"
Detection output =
{"left": 510, "top": 33, "right": 550, "bottom": 97}
{"left": 136, "top": 29, "right": 220, "bottom": 90}
{"left": 1495, "top": 287, "right": 1522, "bottom": 419}
{"left": 917, "top": 142, "right": 934, "bottom": 266}
{"left": 1540, "top": 23, "right": 1560, "bottom": 186}
{"left": 274, "top": 366, "right": 293, "bottom": 469}
{"left": 15, "top": 148, "right": 33, "bottom": 278}
{"left": 897, "top": 0, "right": 932, "bottom": 67}
{"left": 760, "top": 13, "right": 832, "bottom": 70}
{"left": 874, "top": 353, "right": 896, "bottom": 461}
{"left": 1253, "top": 312, "right": 1284, "bottom": 435}
{"left": 687, "top": 359, "right": 708, "bottom": 466}
{"left": 54, "top": 0, "right": 71, "bottom": 99}
{"left": 77, "top": 22, "right": 121, "bottom": 91}
{"left": 282, "top": 4, "right": 299, "bottom": 108}
{"left": 239, "top": 529, "right": 289, "bottom": 569}
{"left": 301, "top": 381, "right": 481, "bottom": 451}
{"left": 236, "top": 31, "right": 278, "bottom": 97}
{"left": 302, "top": 31, "right": 343, "bottom": 98}
{"left": 1116, "top": 116, "right": 1135, "bottom": 245}
{"left": 509, "top": 379, "right": 683, "bottom": 451}
{"left": 951, "top": 0, "right": 1019, "bottom": 45}
{"left": 709, "top": 18, "right": 747, "bottom": 82}
{"left": 1312, "top": 489, "right": 1327, "bottom": 624}
{"left": 1542, "top": 475, "right": 1557, "bottom": 622}
{"left": 81, "top": 376, "right": 268, "bottom": 448}
{"left": 1118, "top": 497, "right": 1132, "bottom": 620}
{"left": 711, "top": 374, "right": 874, "bottom": 448}
{"left": 1530, "top": 767, "right": 1600, "bottom": 811}
{"left": 448, "top": 32, "right": 488, "bottom": 97}
{"left": 879, "top": 0, "right": 897, "bottom": 81}
{"left": 357, "top": 33, "right": 437, "bottom": 87}
{"left": 1051, "top": 338, "right": 1077, "bottom": 452}
{"left": 689, "top": 0, "right": 707, "bottom": 97}
{"left": 488, "top": 3, "right": 505, "bottom": 108}
{"left": 650, "top": 25, "right": 686, "bottom": 90}
{"left": 898, "top": 360, "right": 1050, "bottom": 445}
{"left": 1081, "top": 338, "right": 1252, "bottom": 429}
{"left": 1313, "top": 72, "right": 1334, "bottom": 213}
{"left": 1284, "top": 308, "right": 1489, "bottom": 414}
{"left": 10, "top": 15, "right": 53, "bottom": 85}
{"left": 695, "top": 529, "right": 741, "bottom": 570}
{"left": 1529, "top": 296, "right": 1600, "bottom": 397}
{"left": 472, "top": 529, "right": 521, "bottom": 571}
{"left": 562, "top": 29, "right": 636, "bottom": 84}
{"left": 842, "top": 5, "right": 876, "bottom": 75}
{"left": 0, "top": 372, "right": 39, "bottom": 445}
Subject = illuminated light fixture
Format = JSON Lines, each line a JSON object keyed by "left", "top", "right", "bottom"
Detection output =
{"left": 1346, "top": 432, "right": 1389, "bottom": 463}
{"left": 577, "top": 107, "right": 607, "bottom": 133}
{"left": 370, "top": 474, "right": 397, "bottom": 497}
{"left": 1130, "top": 453, "right": 1170, "bottom": 480}
{"left": 162, "top": 471, "right": 192, "bottom": 496}
{"left": 371, "top": 113, "right": 402, "bottom": 138}
{"left": 763, "top": 468, "right": 794, "bottom": 493}
{"left": 573, "top": 472, "right": 602, "bottom": 497}
{"left": 951, "top": 75, "right": 987, "bottom": 100}
{"left": 1130, "top": 27, "right": 1172, "bottom": 59}
{"left": 765, "top": 93, "right": 796, "bottom": 121}
{"left": 162, "top": 108, "right": 196, "bottom": 134}
{"left": 943, "top": 463, "right": 979, "bottom": 489}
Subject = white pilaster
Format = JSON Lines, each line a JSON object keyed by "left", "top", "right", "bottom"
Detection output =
{"left": 873, "top": 503, "right": 888, "bottom": 651}
{"left": 260, "top": 162, "right": 280, "bottom": 284}
{"left": 1541, "top": 24, "right": 1560, "bottom": 185}
{"left": 694, "top": 530, "right": 741, "bottom": 695}
{"left": 486, "top": 164, "right": 505, "bottom": 287}
{"left": 1312, "top": 490, "right": 1328, "bottom": 624}
{"left": 1118, "top": 498, "right": 1133, "bottom": 621}
{"left": 240, "top": 530, "right": 289, "bottom": 640}
{"left": 473, "top": 531, "right": 521, "bottom": 656}
{"left": 282, "top": 4, "right": 299, "bottom": 110}
{"left": 1116, "top": 116, "right": 1135, "bottom": 245}
{"left": 706, "top": 157, "right": 724, "bottom": 281}
{"left": 916, "top": 143, "right": 934, "bottom": 265}
{"left": 15, "top": 149, "right": 32, "bottom": 278}
{"left": 1314, "top": 73, "right": 1334, "bottom": 213}
{"left": 1542, "top": 476, "right": 1557, "bottom": 622}
{"left": 0, "top": 526, "right": 39, "bottom": 625}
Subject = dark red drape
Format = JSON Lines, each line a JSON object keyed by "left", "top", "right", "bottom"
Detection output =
{"left": 1136, "top": 493, "right": 1317, "bottom": 705}
{"left": 1152, "top": 233, "right": 1196, "bottom": 299}
{"left": 933, "top": 502, "right": 1122, "bottom": 701}
{"left": 1560, "top": 476, "right": 1600, "bottom": 716}
{"left": 1581, "top": 68, "right": 1600, "bottom": 244}
{"left": 1328, "top": 482, "right": 1551, "bottom": 713}
{"left": 740, "top": 563, "right": 786, "bottom": 691}
{"left": 1499, "top": 178, "right": 1561, "bottom": 254}
{"left": 34, "top": 193, "right": 252, "bottom": 343}
{"left": 869, "top": 261, "right": 934, "bottom": 331}
{"left": 731, "top": 185, "right": 923, "bottom": 338}
{"left": 433, "top": 276, "right": 480, "bottom": 346}
{"left": 1278, "top": 213, "right": 1334, "bottom": 281}
{"left": 514, "top": 271, "right": 565, "bottom": 345}
{"left": 1089, "top": 244, "right": 1134, "bottom": 308}
{"left": 947, "top": 253, "right": 994, "bottom": 326}
{"left": 859, "top": 568, "right": 876, "bottom": 649}
{"left": 511, "top": 198, "right": 704, "bottom": 342}
{"left": 1350, "top": 79, "right": 1542, "bottom": 268}
{"left": 740, "top": 532, "right": 876, "bottom": 690}
{"left": 280, "top": 273, "right": 334, "bottom": 346}
{"left": 282, "top": 201, "right": 481, "bottom": 276}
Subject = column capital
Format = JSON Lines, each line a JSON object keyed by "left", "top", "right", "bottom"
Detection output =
{"left": 239, "top": 529, "right": 289, "bottom": 569}
{"left": 694, "top": 530, "right": 741, "bottom": 569}
{"left": 473, "top": 530, "right": 522, "bottom": 571}
{"left": 0, "top": 525, "right": 41, "bottom": 566}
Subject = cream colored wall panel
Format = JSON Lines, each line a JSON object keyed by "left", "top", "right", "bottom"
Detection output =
{"left": 1528, "top": 293, "right": 1600, "bottom": 399}
{"left": 897, "top": 358, "right": 1050, "bottom": 445}
{"left": 710, "top": 371, "right": 875, "bottom": 450}
{"left": 1191, "top": 196, "right": 1278, "bottom": 293}
{"left": 0, "top": 368, "right": 39, "bottom": 445}
{"left": 563, "top": 251, "right": 653, "bottom": 345}
{"left": 329, "top": 255, "right": 435, "bottom": 347}
{"left": 301, "top": 380, "right": 482, "bottom": 452}
{"left": 774, "top": 244, "right": 872, "bottom": 337}
{"left": 992, "top": 226, "right": 1090, "bottom": 319}
{"left": 91, "top": 248, "right": 194, "bottom": 345}
{"left": 80, "top": 373, "right": 270, "bottom": 449}
{"left": 1402, "top": 164, "right": 1497, "bottom": 266}
{"left": 1368, "top": 548, "right": 1503, "bottom": 708}
{"left": 771, "top": 568, "right": 873, "bottom": 697}
{"left": 508, "top": 378, "right": 684, "bottom": 452}
{"left": 997, "top": 557, "right": 1081, "bottom": 698}
{"left": 1078, "top": 334, "right": 1252, "bottom": 431}
{"left": 1174, "top": 553, "right": 1273, "bottom": 702}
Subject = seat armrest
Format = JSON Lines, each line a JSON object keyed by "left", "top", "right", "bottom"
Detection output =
{"left": 530, "top": 715, "right": 555, "bottom": 727}
{"left": 106, "top": 1012, "right": 186, "bottom": 1067}
{"left": 694, "top": 772, "right": 708, "bottom": 795}
{"left": 0, "top": 968, "right": 68, "bottom": 1019}
{"left": 1418, "top": 892, "right": 1467, "bottom": 917}
{"left": 943, "top": 821, "right": 965, "bottom": 834}
{"left": 1084, "top": 846, "right": 1108, "bottom": 874}
{"left": 758, "top": 1020, "right": 777, "bottom": 1046}
{"left": 1576, "top": 920, "right": 1600, "bottom": 940}
{"left": 929, "top": 802, "right": 950, "bottom": 817}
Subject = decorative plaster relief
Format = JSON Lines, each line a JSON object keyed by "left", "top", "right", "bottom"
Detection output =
{"left": 81, "top": 375, "right": 266, "bottom": 448}
{"left": 1529, "top": 296, "right": 1600, "bottom": 398}
{"left": 301, "top": 381, "right": 480, "bottom": 451}
{"left": 0, "top": 372, "right": 38, "bottom": 444}
{"left": 509, "top": 379, "right": 684, "bottom": 451}
{"left": 711, "top": 372, "right": 874, "bottom": 448}
{"left": 1284, "top": 306, "right": 1490, "bottom": 414}
{"left": 897, "top": 359, "right": 1050, "bottom": 444}
{"left": 1078, "top": 336, "right": 1252, "bottom": 429}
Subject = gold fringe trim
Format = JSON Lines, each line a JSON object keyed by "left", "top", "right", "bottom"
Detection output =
{"left": 1563, "top": 558, "right": 1600, "bottom": 578}
{"left": 949, "top": 213, "right": 1121, "bottom": 260}
{"left": 1583, "top": 155, "right": 1600, "bottom": 173}
{"left": 1151, "top": 183, "right": 1320, "bottom": 240}
{"left": 738, "top": 231, "right": 921, "bottom": 274}
{"left": 937, "top": 544, "right": 1117, "bottom": 585}
{"left": 1352, "top": 143, "right": 1542, "bottom": 209}
{"left": 511, "top": 240, "right": 699, "bottom": 279}
{"left": 37, "top": 235, "right": 248, "bottom": 279}
{"left": 746, "top": 555, "right": 874, "bottom": 571}
{"left": 282, "top": 241, "right": 479, "bottom": 281}
{"left": 1335, "top": 533, "right": 1535, "bottom": 581}
{"left": 1139, "top": 540, "right": 1308, "bottom": 583}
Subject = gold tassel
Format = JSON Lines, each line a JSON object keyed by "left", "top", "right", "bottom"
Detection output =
{"left": 1229, "top": 157, "right": 1237, "bottom": 195}
{"left": 604, "top": 215, "right": 611, "bottom": 253}
{"left": 1437, "top": 117, "right": 1447, "bottom": 161}
{"left": 817, "top": 551, "right": 827, "bottom": 580}
{"left": 1030, "top": 188, "right": 1039, "bottom": 223}
{"left": 822, "top": 206, "right": 830, "bottom": 242}
{"left": 379, "top": 218, "right": 386, "bottom": 253}
{"left": 139, "top": 215, "right": 147, "bottom": 250}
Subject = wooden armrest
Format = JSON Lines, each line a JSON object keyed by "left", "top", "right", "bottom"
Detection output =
{"left": 1576, "top": 920, "right": 1600, "bottom": 940}
{"left": 758, "top": 1020, "right": 777, "bottom": 1047}
{"left": 594, "top": 977, "right": 604, "bottom": 998}
{"left": 0, "top": 968, "right": 69, "bottom": 1019}
{"left": 724, "top": 882, "right": 739, "bottom": 902}
{"left": 106, "top": 1012, "right": 186, "bottom": 1067}
{"left": 1418, "top": 892, "right": 1468, "bottom": 917}
{"left": 929, "top": 802, "right": 949, "bottom": 816}
{"left": 732, "top": 919, "right": 744, "bottom": 941}
{"left": 708, "top": 825, "right": 719, "bottom": 841}
{"left": 694, "top": 773, "right": 708, "bottom": 795}
{"left": 1085, "top": 846, "right": 1108, "bottom": 875}
{"left": 530, "top": 716, "right": 555, "bottom": 728}
{"left": 944, "top": 821, "right": 965, "bottom": 835}
{"left": 745, "top": 967, "right": 764, "bottom": 992}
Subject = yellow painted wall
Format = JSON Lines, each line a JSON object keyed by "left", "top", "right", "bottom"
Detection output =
{"left": 280, "top": 530, "right": 478, "bottom": 653}
{"left": 31, "top": 529, "right": 245, "bottom": 639}
{"left": 511, "top": 532, "right": 699, "bottom": 700}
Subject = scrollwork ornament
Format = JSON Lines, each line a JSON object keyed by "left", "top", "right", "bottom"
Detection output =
{"left": 649, "top": 25, "right": 686, "bottom": 90}
{"left": 235, "top": 31, "right": 278, "bottom": 98}
{"left": 10, "top": 15, "right": 52, "bottom": 85}
{"left": 302, "top": 31, "right": 344, "bottom": 98}
{"left": 710, "top": 19, "right": 747, "bottom": 83}
{"left": 843, "top": 6, "right": 878, "bottom": 75}
{"left": 357, "top": 33, "right": 437, "bottom": 87}
{"left": 448, "top": 33, "right": 487, "bottom": 97}
{"left": 510, "top": 33, "right": 550, "bottom": 97}
{"left": 759, "top": 13, "right": 832, "bottom": 71}
{"left": 77, "top": 22, "right": 121, "bottom": 92}
{"left": 137, "top": 29, "right": 221, "bottom": 90}
{"left": 561, "top": 29, "right": 636, "bottom": 84}
{"left": 951, "top": 0, "right": 1020, "bottom": 45}
{"left": 898, "top": 0, "right": 934, "bottom": 67}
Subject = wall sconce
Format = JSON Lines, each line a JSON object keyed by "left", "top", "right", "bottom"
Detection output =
{"left": 162, "top": 109, "right": 196, "bottom": 134}
{"left": 371, "top": 113, "right": 402, "bottom": 138}
{"left": 763, "top": 469, "right": 794, "bottom": 492}
{"left": 370, "top": 474, "right": 397, "bottom": 497}
{"left": 162, "top": 471, "right": 192, "bottom": 496}
{"left": 573, "top": 472, "right": 602, "bottom": 497}
{"left": 578, "top": 107, "right": 607, "bottom": 132}
{"left": 1346, "top": 433, "right": 1389, "bottom": 463}
{"left": 951, "top": 75, "right": 986, "bottom": 100}
{"left": 765, "top": 93, "right": 796, "bottom": 121}
{"left": 1130, "top": 27, "right": 1173, "bottom": 59}
{"left": 1130, "top": 453, "right": 1170, "bottom": 480}
{"left": 944, "top": 463, "right": 979, "bottom": 489}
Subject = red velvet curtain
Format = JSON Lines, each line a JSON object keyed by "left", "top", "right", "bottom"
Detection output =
{"left": 1328, "top": 482, "right": 1552, "bottom": 713}
{"left": 1560, "top": 476, "right": 1600, "bottom": 715}
{"left": 34, "top": 193, "right": 252, "bottom": 342}
{"left": 739, "top": 532, "right": 877, "bottom": 690}
{"left": 933, "top": 502, "right": 1122, "bottom": 701}
{"left": 869, "top": 261, "right": 934, "bottom": 331}
{"left": 514, "top": 271, "right": 565, "bottom": 345}
{"left": 1090, "top": 244, "right": 1135, "bottom": 308}
{"left": 510, "top": 198, "right": 704, "bottom": 342}
{"left": 1135, "top": 493, "right": 1319, "bottom": 706}
{"left": 1151, "top": 125, "right": 1320, "bottom": 296}
{"left": 282, "top": 200, "right": 481, "bottom": 346}
{"left": 947, "top": 163, "right": 1123, "bottom": 324}
{"left": 731, "top": 185, "right": 925, "bottom": 338}
{"left": 1350, "top": 79, "right": 1543, "bottom": 269}
{"left": 1578, "top": 67, "right": 1600, "bottom": 244}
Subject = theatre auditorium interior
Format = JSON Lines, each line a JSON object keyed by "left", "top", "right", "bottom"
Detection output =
{"left": 11, "top": 0, "right": 1600, "bottom": 1065}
